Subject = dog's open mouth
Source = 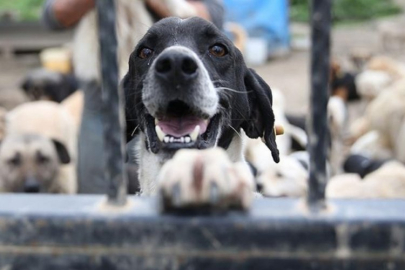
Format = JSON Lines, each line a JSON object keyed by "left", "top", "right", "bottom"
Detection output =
{"left": 155, "top": 116, "right": 208, "bottom": 144}
{"left": 148, "top": 100, "right": 220, "bottom": 150}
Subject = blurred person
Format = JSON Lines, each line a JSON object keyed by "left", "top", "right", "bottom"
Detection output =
{"left": 43, "top": 0, "right": 224, "bottom": 194}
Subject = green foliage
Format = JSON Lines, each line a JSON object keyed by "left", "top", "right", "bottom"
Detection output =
{"left": 290, "top": 0, "right": 310, "bottom": 22}
{"left": 0, "top": 0, "right": 402, "bottom": 22}
{"left": 290, "top": 0, "right": 402, "bottom": 23}
{"left": 0, "top": 0, "right": 44, "bottom": 21}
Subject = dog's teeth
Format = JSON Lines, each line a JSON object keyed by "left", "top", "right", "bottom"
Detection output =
{"left": 162, "top": 135, "right": 192, "bottom": 144}
{"left": 155, "top": 118, "right": 159, "bottom": 125}
{"left": 190, "top": 125, "right": 200, "bottom": 141}
{"left": 155, "top": 125, "right": 165, "bottom": 142}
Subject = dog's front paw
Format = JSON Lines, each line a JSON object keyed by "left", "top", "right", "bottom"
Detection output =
{"left": 158, "top": 148, "right": 254, "bottom": 212}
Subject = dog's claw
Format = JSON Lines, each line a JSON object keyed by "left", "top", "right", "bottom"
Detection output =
{"left": 171, "top": 183, "right": 182, "bottom": 208}
{"left": 209, "top": 182, "right": 219, "bottom": 204}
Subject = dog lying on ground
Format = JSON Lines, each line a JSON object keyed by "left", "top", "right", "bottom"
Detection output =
{"left": 0, "top": 101, "right": 77, "bottom": 193}
{"left": 124, "top": 17, "right": 280, "bottom": 209}
{"left": 245, "top": 136, "right": 308, "bottom": 198}
{"left": 242, "top": 88, "right": 308, "bottom": 198}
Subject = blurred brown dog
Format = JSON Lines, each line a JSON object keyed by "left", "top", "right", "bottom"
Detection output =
{"left": 0, "top": 101, "right": 77, "bottom": 193}
{"left": 0, "top": 134, "right": 72, "bottom": 193}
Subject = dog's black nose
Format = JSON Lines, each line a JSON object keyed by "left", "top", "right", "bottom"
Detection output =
{"left": 155, "top": 53, "right": 198, "bottom": 81}
{"left": 24, "top": 177, "right": 40, "bottom": 193}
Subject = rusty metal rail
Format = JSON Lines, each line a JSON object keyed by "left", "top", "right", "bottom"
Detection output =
{"left": 0, "top": 195, "right": 404, "bottom": 270}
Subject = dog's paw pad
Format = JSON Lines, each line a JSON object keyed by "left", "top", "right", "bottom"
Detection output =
{"left": 158, "top": 148, "right": 254, "bottom": 212}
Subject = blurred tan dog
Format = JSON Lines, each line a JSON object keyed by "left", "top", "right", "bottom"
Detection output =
{"left": 61, "top": 90, "right": 84, "bottom": 128}
{"left": 327, "top": 161, "right": 405, "bottom": 198}
{"left": 0, "top": 101, "right": 77, "bottom": 193}
{"left": 0, "top": 134, "right": 72, "bottom": 193}
{"left": 350, "top": 77, "right": 405, "bottom": 163}
{"left": 354, "top": 56, "right": 405, "bottom": 101}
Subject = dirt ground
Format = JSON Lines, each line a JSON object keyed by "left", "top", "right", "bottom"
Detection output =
{"left": 256, "top": 15, "right": 405, "bottom": 116}
{"left": 1, "top": 15, "right": 405, "bottom": 117}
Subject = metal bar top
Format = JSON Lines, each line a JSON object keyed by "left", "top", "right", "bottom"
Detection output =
{"left": 96, "top": 0, "right": 127, "bottom": 205}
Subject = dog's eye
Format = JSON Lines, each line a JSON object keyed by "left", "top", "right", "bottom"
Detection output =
{"left": 209, "top": 44, "right": 228, "bottom": 57}
{"left": 36, "top": 151, "right": 50, "bottom": 164}
{"left": 8, "top": 154, "right": 21, "bottom": 167}
{"left": 138, "top": 47, "right": 153, "bottom": 59}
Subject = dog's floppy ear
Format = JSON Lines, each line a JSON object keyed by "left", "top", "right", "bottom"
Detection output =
{"left": 241, "top": 68, "right": 280, "bottom": 163}
{"left": 121, "top": 56, "right": 139, "bottom": 143}
{"left": 52, "top": 139, "right": 70, "bottom": 164}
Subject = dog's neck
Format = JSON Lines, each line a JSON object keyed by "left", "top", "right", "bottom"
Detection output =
{"left": 134, "top": 130, "right": 246, "bottom": 195}
{"left": 133, "top": 133, "right": 165, "bottom": 195}
{"left": 224, "top": 130, "right": 246, "bottom": 163}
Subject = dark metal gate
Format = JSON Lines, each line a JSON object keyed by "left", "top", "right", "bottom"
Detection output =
{"left": 0, "top": 1, "right": 404, "bottom": 269}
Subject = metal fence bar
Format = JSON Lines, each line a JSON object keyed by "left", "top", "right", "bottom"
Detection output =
{"left": 307, "top": 0, "right": 332, "bottom": 211}
{"left": 96, "top": 0, "right": 127, "bottom": 205}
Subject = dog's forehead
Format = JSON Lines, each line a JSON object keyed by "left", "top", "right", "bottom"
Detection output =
{"left": 0, "top": 136, "right": 25, "bottom": 153}
{"left": 146, "top": 17, "right": 225, "bottom": 43}
{"left": 0, "top": 135, "right": 54, "bottom": 158}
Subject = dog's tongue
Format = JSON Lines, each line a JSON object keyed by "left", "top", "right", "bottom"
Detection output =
{"left": 157, "top": 116, "right": 208, "bottom": 137}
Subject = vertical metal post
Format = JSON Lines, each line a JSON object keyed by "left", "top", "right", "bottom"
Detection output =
{"left": 307, "top": 0, "right": 331, "bottom": 211}
{"left": 96, "top": 0, "right": 127, "bottom": 205}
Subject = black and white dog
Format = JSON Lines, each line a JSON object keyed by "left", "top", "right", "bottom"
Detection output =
{"left": 123, "top": 17, "right": 279, "bottom": 209}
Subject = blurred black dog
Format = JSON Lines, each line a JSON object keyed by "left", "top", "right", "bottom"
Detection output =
{"left": 21, "top": 68, "right": 78, "bottom": 103}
